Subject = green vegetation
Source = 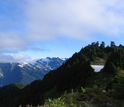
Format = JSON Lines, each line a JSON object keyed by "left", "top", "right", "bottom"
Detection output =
{"left": 0, "top": 41, "right": 124, "bottom": 107}
{"left": 104, "top": 47, "right": 124, "bottom": 73}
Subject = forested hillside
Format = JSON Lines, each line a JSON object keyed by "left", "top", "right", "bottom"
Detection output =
{"left": 0, "top": 41, "right": 124, "bottom": 107}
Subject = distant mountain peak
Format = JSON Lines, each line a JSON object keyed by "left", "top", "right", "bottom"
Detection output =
{"left": 18, "top": 62, "right": 28, "bottom": 67}
{"left": 0, "top": 57, "right": 66, "bottom": 86}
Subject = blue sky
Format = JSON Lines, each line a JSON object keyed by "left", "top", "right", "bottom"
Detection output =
{"left": 0, "top": 0, "right": 124, "bottom": 62}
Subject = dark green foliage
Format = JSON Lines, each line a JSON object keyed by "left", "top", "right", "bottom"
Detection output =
{"left": 54, "top": 53, "right": 94, "bottom": 91}
{"left": 112, "top": 76, "right": 124, "bottom": 99}
{"left": 110, "top": 41, "right": 116, "bottom": 47}
{"left": 100, "top": 41, "right": 105, "bottom": 49}
{"left": 0, "top": 84, "right": 24, "bottom": 107}
{"left": 80, "top": 41, "right": 109, "bottom": 64}
{"left": 104, "top": 47, "right": 124, "bottom": 73}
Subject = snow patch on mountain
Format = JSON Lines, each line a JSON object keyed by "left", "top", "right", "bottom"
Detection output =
{"left": 0, "top": 57, "right": 66, "bottom": 86}
{"left": 0, "top": 72, "right": 3, "bottom": 77}
{"left": 91, "top": 65, "right": 104, "bottom": 72}
{"left": 18, "top": 62, "right": 28, "bottom": 67}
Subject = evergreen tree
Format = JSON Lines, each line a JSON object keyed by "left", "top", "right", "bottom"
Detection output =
{"left": 104, "top": 47, "right": 124, "bottom": 73}
{"left": 110, "top": 41, "right": 116, "bottom": 47}
{"left": 100, "top": 41, "right": 105, "bottom": 49}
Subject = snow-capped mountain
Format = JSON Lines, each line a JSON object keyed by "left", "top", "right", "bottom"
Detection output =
{"left": 0, "top": 57, "right": 66, "bottom": 86}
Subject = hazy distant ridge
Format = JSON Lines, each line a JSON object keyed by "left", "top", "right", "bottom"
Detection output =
{"left": 0, "top": 57, "right": 66, "bottom": 86}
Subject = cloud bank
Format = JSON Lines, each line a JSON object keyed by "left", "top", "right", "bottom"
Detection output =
{"left": 25, "top": 0, "right": 124, "bottom": 40}
{"left": 0, "top": 0, "right": 124, "bottom": 62}
{"left": 0, "top": 54, "right": 31, "bottom": 63}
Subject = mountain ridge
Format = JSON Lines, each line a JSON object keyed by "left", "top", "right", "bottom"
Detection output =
{"left": 0, "top": 57, "right": 66, "bottom": 86}
{"left": 0, "top": 41, "right": 124, "bottom": 107}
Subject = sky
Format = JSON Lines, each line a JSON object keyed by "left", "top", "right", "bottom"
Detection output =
{"left": 0, "top": 0, "right": 124, "bottom": 62}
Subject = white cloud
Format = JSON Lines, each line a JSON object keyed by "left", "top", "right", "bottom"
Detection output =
{"left": 0, "top": 54, "right": 31, "bottom": 63}
{"left": 0, "top": 0, "right": 124, "bottom": 62}
{"left": 0, "top": 55, "right": 15, "bottom": 63}
{"left": 25, "top": 0, "right": 124, "bottom": 40}
{"left": 0, "top": 32, "right": 26, "bottom": 53}
{"left": 11, "top": 54, "right": 31, "bottom": 62}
